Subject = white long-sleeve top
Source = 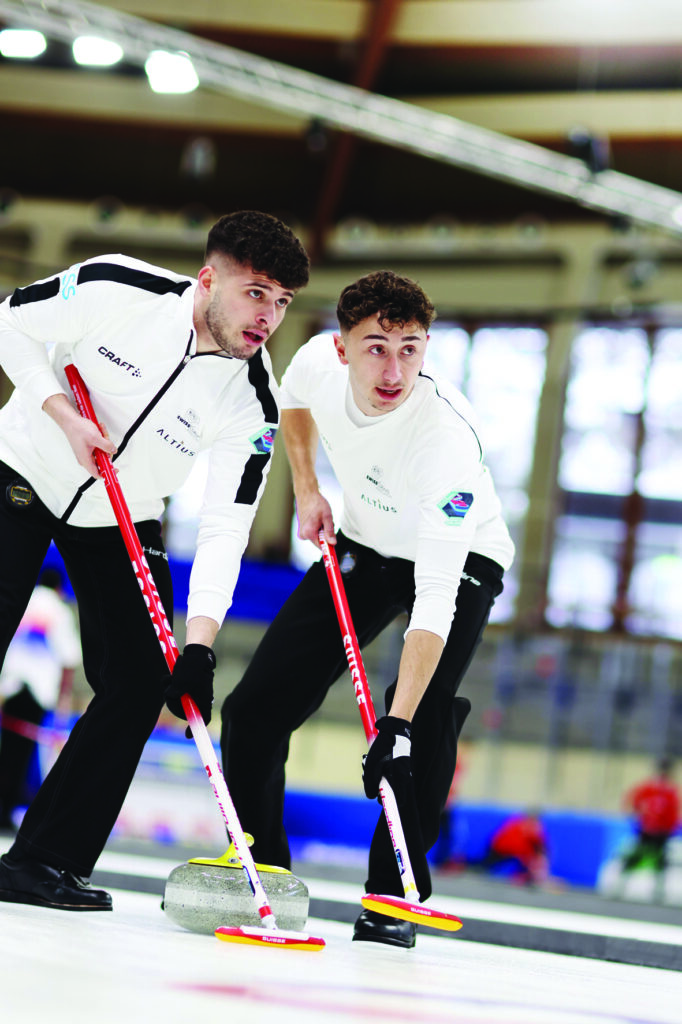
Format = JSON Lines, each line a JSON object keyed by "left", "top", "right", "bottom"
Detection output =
{"left": 0, "top": 585, "right": 81, "bottom": 708}
{"left": 280, "top": 334, "right": 515, "bottom": 641}
{"left": 0, "top": 255, "right": 280, "bottom": 625}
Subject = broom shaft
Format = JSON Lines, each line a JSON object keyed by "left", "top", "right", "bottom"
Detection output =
{"left": 65, "top": 362, "right": 276, "bottom": 928}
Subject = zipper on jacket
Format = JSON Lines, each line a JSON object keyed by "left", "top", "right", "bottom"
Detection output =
{"left": 60, "top": 334, "right": 194, "bottom": 523}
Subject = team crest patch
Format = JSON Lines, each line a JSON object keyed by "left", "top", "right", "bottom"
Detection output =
{"left": 439, "top": 491, "right": 474, "bottom": 520}
{"left": 249, "top": 426, "right": 277, "bottom": 454}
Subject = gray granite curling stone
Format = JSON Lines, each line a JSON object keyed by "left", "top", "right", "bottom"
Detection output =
{"left": 162, "top": 844, "right": 309, "bottom": 934}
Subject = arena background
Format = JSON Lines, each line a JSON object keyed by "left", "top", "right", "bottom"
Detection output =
{"left": 1, "top": 0, "right": 681, "bottom": 895}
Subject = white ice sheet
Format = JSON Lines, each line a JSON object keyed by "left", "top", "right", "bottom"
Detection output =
{"left": 1, "top": 885, "right": 681, "bottom": 1024}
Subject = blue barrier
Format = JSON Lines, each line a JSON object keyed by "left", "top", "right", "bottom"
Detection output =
{"left": 30, "top": 551, "right": 650, "bottom": 888}
{"left": 282, "top": 790, "right": 640, "bottom": 888}
{"left": 284, "top": 790, "right": 381, "bottom": 849}
{"left": 18, "top": 712, "right": 646, "bottom": 887}
{"left": 41, "top": 544, "right": 304, "bottom": 622}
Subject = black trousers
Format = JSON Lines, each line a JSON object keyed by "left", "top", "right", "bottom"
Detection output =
{"left": 221, "top": 532, "right": 503, "bottom": 899}
{"left": 622, "top": 831, "right": 671, "bottom": 873}
{"left": 0, "top": 686, "right": 46, "bottom": 817}
{"left": 0, "top": 461, "right": 172, "bottom": 876}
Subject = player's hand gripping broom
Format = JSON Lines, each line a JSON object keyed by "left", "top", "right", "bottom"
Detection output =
{"left": 65, "top": 363, "right": 324, "bottom": 951}
{"left": 319, "top": 531, "right": 462, "bottom": 933}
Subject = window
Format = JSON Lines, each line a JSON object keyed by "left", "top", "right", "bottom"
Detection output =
{"left": 428, "top": 325, "right": 547, "bottom": 622}
{"left": 558, "top": 327, "right": 648, "bottom": 496}
{"left": 638, "top": 329, "right": 682, "bottom": 500}
{"left": 547, "top": 516, "right": 624, "bottom": 630}
{"left": 548, "top": 325, "right": 682, "bottom": 640}
{"left": 627, "top": 328, "right": 682, "bottom": 637}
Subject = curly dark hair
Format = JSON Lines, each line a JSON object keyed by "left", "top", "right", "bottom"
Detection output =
{"left": 336, "top": 270, "right": 436, "bottom": 333}
{"left": 205, "top": 211, "right": 310, "bottom": 290}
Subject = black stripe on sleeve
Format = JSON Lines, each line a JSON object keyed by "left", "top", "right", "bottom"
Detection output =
{"left": 233, "top": 350, "right": 279, "bottom": 504}
{"left": 9, "top": 277, "right": 60, "bottom": 307}
{"left": 235, "top": 452, "right": 271, "bottom": 505}
{"left": 247, "top": 349, "right": 279, "bottom": 424}
{"left": 77, "top": 263, "right": 193, "bottom": 297}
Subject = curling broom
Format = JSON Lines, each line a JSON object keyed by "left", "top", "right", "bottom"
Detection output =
{"left": 319, "top": 531, "right": 462, "bottom": 933}
{"left": 65, "top": 362, "right": 324, "bottom": 951}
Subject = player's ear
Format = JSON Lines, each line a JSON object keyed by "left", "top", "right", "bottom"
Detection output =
{"left": 197, "top": 265, "right": 215, "bottom": 295}
{"left": 333, "top": 333, "right": 349, "bottom": 365}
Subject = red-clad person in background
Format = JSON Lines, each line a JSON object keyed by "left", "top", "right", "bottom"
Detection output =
{"left": 484, "top": 809, "right": 549, "bottom": 886}
{"left": 622, "top": 757, "right": 680, "bottom": 875}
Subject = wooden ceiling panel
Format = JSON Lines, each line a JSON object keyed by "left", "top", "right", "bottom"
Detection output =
{"left": 1, "top": 0, "right": 681, "bottom": 231}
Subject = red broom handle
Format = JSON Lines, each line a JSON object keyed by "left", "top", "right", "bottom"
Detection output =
{"left": 64, "top": 364, "right": 178, "bottom": 669}
{"left": 319, "top": 531, "right": 423, "bottom": 902}
{"left": 64, "top": 362, "right": 278, "bottom": 927}
{"left": 318, "top": 534, "right": 377, "bottom": 743}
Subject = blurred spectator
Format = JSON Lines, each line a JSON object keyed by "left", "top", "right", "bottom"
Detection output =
{"left": 483, "top": 809, "right": 549, "bottom": 886}
{"left": 0, "top": 569, "right": 80, "bottom": 830}
{"left": 622, "top": 757, "right": 680, "bottom": 878}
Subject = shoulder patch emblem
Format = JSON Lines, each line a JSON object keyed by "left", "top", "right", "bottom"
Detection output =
{"left": 439, "top": 491, "right": 474, "bottom": 520}
{"left": 249, "top": 426, "right": 277, "bottom": 454}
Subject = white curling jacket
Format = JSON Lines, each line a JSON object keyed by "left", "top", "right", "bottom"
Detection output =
{"left": 0, "top": 585, "right": 81, "bottom": 708}
{"left": 280, "top": 334, "right": 514, "bottom": 642}
{"left": 0, "top": 255, "right": 280, "bottom": 625}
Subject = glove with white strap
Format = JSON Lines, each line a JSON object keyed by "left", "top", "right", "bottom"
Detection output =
{"left": 362, "top": 716, "right": 412, "bottom": 799}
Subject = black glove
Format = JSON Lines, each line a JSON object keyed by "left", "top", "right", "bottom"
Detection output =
{"left": 164, "top": 644, "right": 216, "bottom": 732}
{"left": 362, "top": 716, "right": 412, "bottom": 799}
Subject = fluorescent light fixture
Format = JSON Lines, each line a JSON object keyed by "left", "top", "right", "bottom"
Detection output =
{"left": 671, "top": 205, "right": 682, "bottom": 228}
{"left": 0, "top": 28, "right": 46, "bottom": 58}
{"left": 144, "top": 50, "right": 199, "bottom": 94}
{"left": 72, "top": 35, "right": 123, "bottom": 67}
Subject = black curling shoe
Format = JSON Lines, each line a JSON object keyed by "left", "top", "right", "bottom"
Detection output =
{"left": 0, "top": 853, "right": 112, "bottom": 911}
{"left": 352, "top": 908, "right": 417, "bottom": 948}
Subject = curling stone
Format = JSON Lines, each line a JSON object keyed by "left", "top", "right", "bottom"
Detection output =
{"left": 162, "top": 835, "right": 310, "bottom": 934}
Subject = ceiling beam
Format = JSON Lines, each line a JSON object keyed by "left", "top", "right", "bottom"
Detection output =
{"left": 2, "top": 65, "right": 682, "bottom": 145}
{"left": 49, "top": 0, "right": 682, "bottom": 47}
{"left": 310, "top": 0, "right": 403, "bottom": 261}
{"left": 408, "top": 91, "right": 682, "bottom": 142}
{"left": 3, "top": 0, "right": 682, "bottom": 237}
{"left": 87, "top": 0, "right": 367, "bottom": 40}
{"left": 393, "top": 0, "right": 682, "bottom": 46}
{"left": 0, "top": 66, "right": 304, "bottom": 133}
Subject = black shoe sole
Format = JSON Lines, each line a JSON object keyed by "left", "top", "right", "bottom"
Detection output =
{"left": 0, "top": 887, "right": 112, "bottom": 911}
{"left": 353, "top": 932, "right": 416, "bottom": 949}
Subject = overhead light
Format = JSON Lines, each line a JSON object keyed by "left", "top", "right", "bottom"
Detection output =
{"left": 72, "top": 35, "right": 123, "bottom": 67}
{"left": 0, "top": 28, "right": 46, "bottom": 59}
{"left": 671, "top": 205, "right": 682, "bottom": 228}
{"left": 144, "top": 50, "right": 199, "bottom": 94}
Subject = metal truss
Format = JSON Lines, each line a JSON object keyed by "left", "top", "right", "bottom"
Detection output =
{"left": 2, "top": 0, "right": 682, "bottom": 238}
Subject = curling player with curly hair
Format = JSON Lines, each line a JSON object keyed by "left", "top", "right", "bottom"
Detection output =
{"left": 221, "top": 270, "right": 514, "bottom": 948}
